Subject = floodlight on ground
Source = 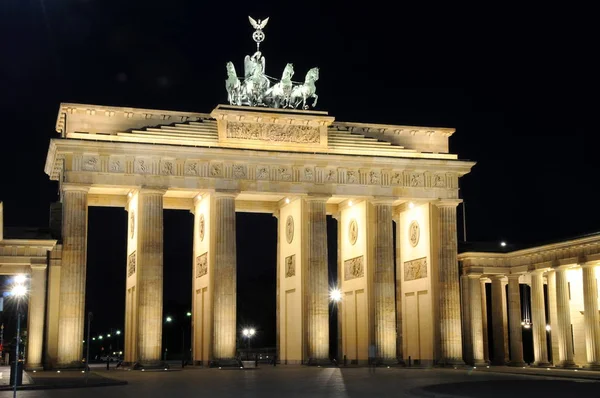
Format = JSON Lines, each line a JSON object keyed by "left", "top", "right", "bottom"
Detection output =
{"left": 14, "top": 274, "right": 27, "bottom": 284}
{"left": 11, "top": 284, "right": 27, "bottom": 297}
{"left": 329, "top": 288, "right": 342, "bottom": 303}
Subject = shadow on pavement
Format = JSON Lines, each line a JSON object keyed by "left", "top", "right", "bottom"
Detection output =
{"left": 418, "top": 379, "right": 600, "bottom": 398}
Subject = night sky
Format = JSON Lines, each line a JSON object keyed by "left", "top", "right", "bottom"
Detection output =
{"left": 0, "top": 1, "right": 596, "bottom": 356}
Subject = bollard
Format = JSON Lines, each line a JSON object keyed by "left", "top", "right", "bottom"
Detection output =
{"left": 408, "top": 356, "right": 411, "bottom": 367}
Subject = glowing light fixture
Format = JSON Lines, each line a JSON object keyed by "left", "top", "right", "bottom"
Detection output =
{"left": 408, "top": 202, "right": 414, "bottom": 209}
{"left": 348, "top": 200, "right": 353, "bottom": 207}
{"left": 329, "top": 288, "right": 342, "bottom": 303}
{"left": 11, "top": 284, "right": 27, "bottom": 297}
{"left": 14, "top": 274, "right": 27, "bottom": 284}
{"left": 546, "top": 324, "right": 551, "bottom": 332}
{"left": 500, "top": 241, "right": 507, "bottom": 247}
{"left": 285, "top": 198, "right": 290, "bottom": 204}
{"left": 166, "top": 316, "right": 172, "bottom": 323}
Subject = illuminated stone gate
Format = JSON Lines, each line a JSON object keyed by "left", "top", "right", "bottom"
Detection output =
{"left": 41, "top": 102, "right": 474, "bottom": 368}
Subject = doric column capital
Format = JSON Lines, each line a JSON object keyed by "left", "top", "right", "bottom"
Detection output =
{"left": 213, "top": 189, "right": 239, "bottom": 199}
{"left": 434, "top": 199, "right": 462, "bottom": 209}
{"left": 139, "top": 187, "right": 167, "bottom": 196}
{"left": 304, "top": 194, "right": 330, "bottom": 203}
{"left": 581, "top": 262, "right": 598, "bottom": 269}
{"left": 490, "top": 274, "right": 507, "bottom": 282}
{"left": 506, "top": 274, "right": 521, "bottom": 282}
{"left": 369, "top": 197, "right": 396, "bottom": 206}
{"left": 467, "top": 273, "right": 482, "bottom": 279}
{"left": 61, "top": 183, "right": 90, "bottom": 193}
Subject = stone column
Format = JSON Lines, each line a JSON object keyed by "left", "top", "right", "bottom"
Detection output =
{"left": 372, "top": 201, "right": 397, "bottom": 361}
{"left": 468, "top": 275, "right": 486, "bottom": 365}
{"left": 531, "top": 270, "right": 550, "bottom": 366}
{"left": 546, "top": 270, "right": 560, "bottom": 365}
{"left": 491, "top": 275, "right": 508, "bottom": 365}
{"left": 136, "top": 189, "right": 165, "bottom": 365}
{"left": 212, "top": 191, "right": 238, "bottom": 360}
{"left": 274, "top": 211, "right": 281, "bottom": 362}
{"left": 582, "top": 263, "right": 600, "bottom": 369}
{"left": 335, "top": 212, "right": 343, "bottom": 362}
{"left": 26, "top": 263, "right": 48, "bottom": 370}
{"left": 435, "top": 201, "right": 464, "bottom": 365}
{"left": 304, "top": 196, "right": 329, "bottom": 362}
{"left": 461, "top": 274, "right": 472, "bottom": 364}
{"left": 507, "top": 275, "right": 525, "bottom": 366}
{"left": 57, "top": 184, "right": 89, "bottom": 367}
{"left": 394, "top": 215, "right": 404, "bottom": 363}
{"left": 555, "top": 267, "right": 576, "bottom": 367}
{"left": 480, "top": 279, "right": 489, "bottom": 362}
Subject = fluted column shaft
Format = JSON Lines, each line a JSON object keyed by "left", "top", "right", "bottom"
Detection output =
{"left": 480, "top": 279, "right": 489, "bottom": 362}
{"left": 555, "top": 268, "right": 576, "bottom": 366}
{"left": 137, "top": 189, "right": 165, "bottom": 365}
{"left": 461, "top": 275, "right": 472, "bottom": 363}
{"left": 57, "top": 185, "right": 89, "bottom": 367}
{"left": 507, "top": 275, "right": 525, "bottom": 366}
{"left": 582, "top": 264, "right": 600, "bottom": 368}
{"left": 372, "top": 202, "right": 397, "bottom": 360}
{"left": 394, "top": 216, "right": 403, "bottom": 362}
{"left": 212, "top": 192, "right": 237, "bottom": 359}
{"left": 304, "top": 197, "right": 329, "bottom": 361}
{"left": 491, "top": 276, "right": 508, "bottom": 365}
{"left": 436, "top": 202, "right": 463, "bottom": 364}
{"left": 531, "top": 271, "right": 550, "bottom": 366}
{"left": 468, "top": 275, "right": 485, "bottom": 365}
{"left": 26, "top": 265, "right": 48, "bottom": 369}
{"left": 546, "top": 271, "right": 560, "bottom": 364}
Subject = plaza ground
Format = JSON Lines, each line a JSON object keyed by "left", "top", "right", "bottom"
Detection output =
{"left": 1, "top": 364, "right": 599, "bottom": 397}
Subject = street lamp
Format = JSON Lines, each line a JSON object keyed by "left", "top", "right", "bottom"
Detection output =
{"left": 10, "top": 274, "right": 28, "bottom": 396}
{"left": 242, "top": 328, "right": 256, "bottom": 360}
{"left": 329, "top": 288, "right": 342, "bottom": 303}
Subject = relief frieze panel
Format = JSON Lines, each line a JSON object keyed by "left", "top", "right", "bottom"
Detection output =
{"left": 161, "top": 159, "right": 175, "bottom": 175}
{"left": 185, "top": 161, "right": 199, "bottom": 176}
{"left": 226, "top": 122, "right": 320, "bottom": 144}
{"left": 404, "top": 257, "right": 427, "bottom": 281}
{"left": 196, "top": 252, "right": 208, "bottom": 278}
{"left": 285, "top": 254, "right": 296, "bottom": 278}
{"left": 344, "top": 255, "right": 364, "bottom": 281}
{"left": 109, "top": 157, "right": 124, "bottom": 173}
{"left": 82, "top": 155, "right": 99, "bottom": 172}
{"left": 233, "top": 164, "right": 247, "bottom": 179}
{"left": 134, "top": 158, "right": 152, "bottom": 174}
{"left": 127, "top": 251, "right": 136, "bottom": 277}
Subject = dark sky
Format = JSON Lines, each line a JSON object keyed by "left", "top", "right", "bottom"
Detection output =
{"left": 0, "top": 1, "right": 596, "bottom": 353}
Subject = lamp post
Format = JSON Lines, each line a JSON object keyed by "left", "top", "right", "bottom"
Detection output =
{"left": 11, "top": 274, "right": 28, "bottom": 397}
{"left": 242, "top": 328, "right": 256, "bottom": 360}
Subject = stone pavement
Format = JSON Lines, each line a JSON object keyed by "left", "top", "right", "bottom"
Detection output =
{"left": 0, "top": 365, "right": 126, "bottom": 391}
{"left": 0, "top": 365, "right": 597, "bottom": 397}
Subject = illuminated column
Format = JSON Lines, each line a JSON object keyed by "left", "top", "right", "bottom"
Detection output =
{"left": 531, "top": 270, "right": 550, "bottom": 366}
{"left": 436, "top": 201, "right": 464, "bottom": 364}
{"left": 468, "top": 274, "right": 485, "bottom": 365}
{"left": 371, "top": 200, "right": 397, "bottom": 361}
{"left": 461, "top": 274, "right": 472, "bottom": 363}
{"left": 394, "top": 214, "right": 404, "bottom": 362}
{"left": 26, "top": 262, "right": 48, "bottom": 370}
{"left": 56, "top": 184, "right": 89, "bottom": 367}
{"left": 212, "top": 191, "right": 238, "bottom": 360}
{"left": 304, "top": 196, "right": 329, "bottom": 362}
{"left": 274, "top": 211, "right": 281, "bottom": 362}
{"left": 136, "top": 189, "right": 165, "bottom": 365}
{"left": 480, "top": 279, "right": 489, "bottom": 362}
{"left": 491, "top": 275, "right": 508, "bottom": 365}
{"left": 582, "top": 263, "right": 600, "bottom": 369}
{"left": 546, "top": 270, "right": 560, "bottom": 364}
{"left": 555, "top": 267, "right": 576, "bottom": 367}
{"left": 507, "top": 275, "right": 525, "bottom": 366}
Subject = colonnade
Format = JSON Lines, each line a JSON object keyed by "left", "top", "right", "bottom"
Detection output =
{"left": 44, "top": 185, "right": 466, "bottom": 368}
{"left": 462, "top": 265, "right": 600, "bottom": 369}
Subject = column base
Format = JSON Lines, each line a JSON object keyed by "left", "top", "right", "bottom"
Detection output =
{"left": 507, "top": 361, "right": 527, "bottom": 367}
{"left": 584, "top": 363, "right": 600, "bottom": 371}
{"left": 211, "top": 358, "right": 243, "bottom": 368}
{"left": 472, "top": 359, "right": 488, "bottom": 366}
{"left": 55, "top": 361, "right": 86, "bottom": 370}
{"left": 558, "top": 360, "right": 579, "bottom": 368}
{"left": 534, "top": 361, "right": 552, "bottom": 367}
{"left": 436, "top": 358, "right": 466, "bottom": 367}
{"left": 25, "top": 364, "right": 44, "bottom": 371}
{"left": 133, "top": 361, "right": 170, "bottom": 370}
{"left": 305, "top": 358, "right": 334, "bottom": 366}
